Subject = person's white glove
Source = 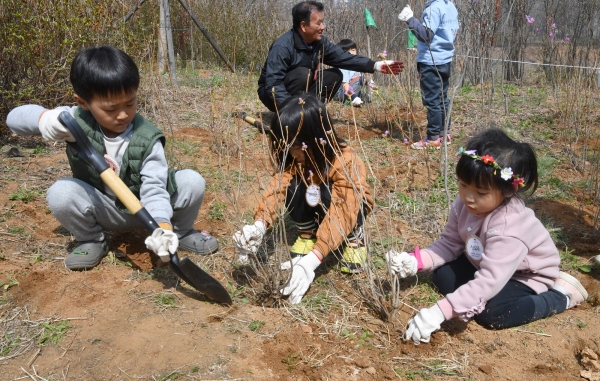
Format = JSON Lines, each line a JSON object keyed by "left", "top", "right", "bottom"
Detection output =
{"left": 374, "top": 60, "right": 404, "bottom": 75}
{"left": 352, "top": 97, "right": 364, "bottom": 107}
{"left": 38, "top": 109, "right": 76, "bottom": 142}
{"left": 238, "top": 247, "right": 252, "bottom": 264}
{"left": 232, "top": 220, "right": 266, "bottom": 254}
{"left": 398, "top": 5, "right": 414, "bottom": 22}
{"left": 280, "top": 251, "right": 321, "bottom": 304}
{"left": 145, "top": 228, "right": 179, "bottom": 263}
{"left": 385, "top": 250, "right": 418, "bottom": 278}
{"left": 405, "top": 304, "right": 445, "bottom": 345}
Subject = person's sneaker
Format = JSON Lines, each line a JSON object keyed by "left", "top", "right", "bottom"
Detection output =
{"left": 290, "top": 236, "right": 317, "bottom": 258}
{"left": 552, "top": 271, "right": 588, "bottom": 309}
{"left": 178, "top": 230, "right": 219, "bottom": 255}
{"left": 340, "top": 245, "right": 367, "bottom": 274}
{"left": 410, "top": 134, "right": 452, "bottom": 150}
{"left": 65, "top": 239, "right": 110, "bottom": 270}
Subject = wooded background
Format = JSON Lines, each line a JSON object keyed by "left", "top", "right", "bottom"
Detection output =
{"left": 2, "top": 0, "right": 600, "bottom": 135}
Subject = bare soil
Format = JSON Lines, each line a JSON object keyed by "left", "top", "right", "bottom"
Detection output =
{"left": 1, "top": 82, "right": 600, "bottom": 381}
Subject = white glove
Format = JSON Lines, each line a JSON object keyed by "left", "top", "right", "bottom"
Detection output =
{"left": 352, "top": 97, "right": 363, "bottom": 107}
{"left": 145, "top": 228, "right": 179, "bottom": 263}
{"left": 280, "top": 251, "right": 321, "bottom": 304}
{"left": 238, "top": 247, "right": 252, "bottom": 264}
{"left": 398, "top": 5, "right": 414, "bottom": 22}
{"left": 232, "top": 220, "right": 266, "bottom": 254}
{"left": 385, "top": 250, "right": 418, "bottom": 278}
{"left": 373, "top": 60, "right": 404, "bottom": 75}
{"left": 405, "top": 304, "right": 445, "bottom": 345}
{"left": 38, "top": 109, "right": 75, "bottom": 142}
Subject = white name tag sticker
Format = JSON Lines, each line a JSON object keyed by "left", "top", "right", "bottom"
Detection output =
{"left": 465, "top": 235, "right": 484, "bottom": 263}
{"left": 305, "top": 184, "right": 321, "bottom": 207}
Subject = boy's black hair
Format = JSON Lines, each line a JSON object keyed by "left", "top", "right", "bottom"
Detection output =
{"left": 269, "top": 93, "right": 345, "bottom": 176}
{"left": 70, "top": 46, "right": 140, "bottom": 102}
{"left": 292, "top": 1, "right": 324, "bottom": 29}
{"left": 337, "top": 39, "right": 357, "bottom": 51}
{"left": 456, "top": 128, "right": 538, "bottom": 199}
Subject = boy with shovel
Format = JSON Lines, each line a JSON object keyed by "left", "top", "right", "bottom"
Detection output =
{"left": 6, "top": 46, "right": 218, "bottom": 270}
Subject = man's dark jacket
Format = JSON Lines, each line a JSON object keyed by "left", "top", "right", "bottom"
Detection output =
{"left": 258, "top": 28, "right": 376, "bottom": 108}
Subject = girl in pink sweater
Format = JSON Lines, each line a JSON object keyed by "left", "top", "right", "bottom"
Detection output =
{"left": 387, "top": 128, "right": 588, "bottom": 344}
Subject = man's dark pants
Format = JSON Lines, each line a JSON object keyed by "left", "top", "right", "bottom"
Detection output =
{"left": 259, "top": 67, "right": 343, "bottom": 112}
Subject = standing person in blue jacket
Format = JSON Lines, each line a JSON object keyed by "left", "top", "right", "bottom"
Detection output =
{"left": 398, "top": 1, "right": 460, "bottom": 149}
{"left": 258, "top": 1, "right": 404, "bottom": 112}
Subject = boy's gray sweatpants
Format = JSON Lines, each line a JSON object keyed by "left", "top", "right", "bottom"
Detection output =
{"left": 46, "top": 169, "right": 205, "bottom": 242}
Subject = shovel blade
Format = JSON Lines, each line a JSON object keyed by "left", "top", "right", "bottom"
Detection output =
{"left": 174, "top": 256, "right": 232, "bottom": 305}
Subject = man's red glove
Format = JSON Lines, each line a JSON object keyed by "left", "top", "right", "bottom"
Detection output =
{"left": 374, "top": 60, "right": 404, "bottom": 75}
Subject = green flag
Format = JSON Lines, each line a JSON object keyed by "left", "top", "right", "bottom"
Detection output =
{"left": 364, "top": 8, "right": 377, "bottom": 29}
{"left": 408, "top": 30, "right": 417, "bottom": 49}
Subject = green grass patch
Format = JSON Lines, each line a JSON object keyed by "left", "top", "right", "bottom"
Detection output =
{"left": 248, "top": 320, "right": 265, "bottom": 332}
{"left": 209, "top": 202, "right": 227, "bottom": 220}
{"left": 8, "top": 186, "right": 43, "bottom": 203}
{"left": 559, "top": 246, "right": 592, "bottom": 273}
{"left": 37, "top": 320, "right": 71, "bottom": 346}
{"left": 154, "top": 293, "right": 177, "bottom": 309}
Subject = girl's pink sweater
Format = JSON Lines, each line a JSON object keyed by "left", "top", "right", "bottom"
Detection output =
{"left": 419, "top": 197, "right": 560, "bottom": 321}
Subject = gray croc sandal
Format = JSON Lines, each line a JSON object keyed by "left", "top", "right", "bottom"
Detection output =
{"left": 65, "top": 240, "right": 109, "bottom": 270}
{"left": 178, "top": 230, "right": 219, "bottom": 255}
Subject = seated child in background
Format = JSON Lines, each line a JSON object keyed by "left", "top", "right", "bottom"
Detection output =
{"left": 6, "top": 46, "right": 218, "bottom": 270}
{"left": 232, "top": 93, "right": 374, "bottom": 304}
{"left": 333, "top": 39, "right": 365, "bottom": 107}
{"left": 386, "top": 128, "right": 588, "bottom": 344}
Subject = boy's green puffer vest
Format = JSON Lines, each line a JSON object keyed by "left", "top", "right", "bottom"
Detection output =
{"left": 66, "top": 108, "right": 177, "bottom": 213}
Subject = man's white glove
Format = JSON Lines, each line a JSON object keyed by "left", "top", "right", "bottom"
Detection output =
{"left": 352, "top": 97, "right": 364, "bottom": 107}
{"left": 280, "top": 251, "right": 321, "bottom": 304}
{"left": 398, "top": 5, "right": 414, "bottom": 22}
{"left": 38, "top": 109, "right": 76, "bottom": 142}
{"left": 405, "top": 304, "right": 445, "bottom": 345}
{"left": 232, "top": 220, "right": 266, "bottom": 254}
{"left": 145, "top": 228, "right": 179, "bottom": 263}
{"left": 374, "top": 60, "right": 404, "bottom": 75}
{"left": 385, "top": 250, "right": 418, "bottom": 278}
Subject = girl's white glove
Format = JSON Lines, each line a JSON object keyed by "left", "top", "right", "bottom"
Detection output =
{"left": 280, "top": 251, "right": 321, "bottom": 304}
{"left": 38, "top": 109, "right": 76, "bottom": 142}
{"left": 385, "top": 250, "right": 418, "bottom": 278}
{"left": 145, "top": 228, "right": 179, "bottom": 262}
{"left": 398, "top": 5, "right": 414, "bottom": 22}
{"left": 232, "top": 221, "right": 266, "bottom": 254}
{"left": 405, "top": 304, "right": 445, "bottom": 345}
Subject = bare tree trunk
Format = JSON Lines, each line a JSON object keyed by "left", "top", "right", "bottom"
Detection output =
{"left": 163, "top": 0, "right": 178, "bottom": 86}
{"left": 158, "top": 0, "right": 167, "bottom": 73}
{"left": 505, "top": 0, "right": 528, "bottom": 81}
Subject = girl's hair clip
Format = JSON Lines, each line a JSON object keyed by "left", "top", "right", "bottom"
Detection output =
{"left": 456, "top": 147, "right": 525, "bottom": 187}
{"left": 298, "top": 97, "right": 305, "bottom": 105}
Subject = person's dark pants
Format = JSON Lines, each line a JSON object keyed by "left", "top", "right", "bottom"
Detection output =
{"left": 432, "top": 254, "right": 567, "bottom": 329}
{"left": 259, "top": 67, "right": 343, "bottom": 112}
{"left": 285, "top": 176, "right": 367, "bottom": 244}
{"left": 418, "top": 62, "right": 452, "bottom": 140}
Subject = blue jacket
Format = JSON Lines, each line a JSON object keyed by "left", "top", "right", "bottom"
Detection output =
{"left": 407, "top": 0, "right": 459, "bottom": 65}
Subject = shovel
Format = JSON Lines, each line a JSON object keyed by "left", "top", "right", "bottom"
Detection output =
{"left": 240, "top": 112, "right": 274, "bottom": 137}
{"left": 58, "top": 112, "right": 232, "bottom": 305}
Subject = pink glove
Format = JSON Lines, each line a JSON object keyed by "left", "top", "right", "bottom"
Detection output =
{"left": 374, "top": 60, "right": 404, "bottom": 75}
